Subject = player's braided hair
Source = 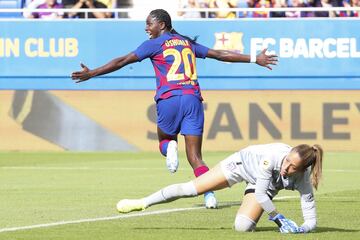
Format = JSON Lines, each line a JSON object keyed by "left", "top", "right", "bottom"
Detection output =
{"left": 149, "top": 9, "right": 198, "bottom": 43}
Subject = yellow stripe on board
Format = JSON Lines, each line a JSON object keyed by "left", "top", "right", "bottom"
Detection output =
{"left": 15, "top": 90, "right": 34, "bottom": 124}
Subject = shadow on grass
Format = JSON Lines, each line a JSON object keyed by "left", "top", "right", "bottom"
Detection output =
{"left": 253, "top": 226, "right": 359, "bottom": 233}
{"left": 133, "top": 227, "right": 231, "bottom": 231}
{"left": 134, "top": 226, "right": 359, "bottom": 233}
{"left": 193, "top": 201, "right": 241, "bottom": 209}
{"left": 313, "top": 227, "right": 359, "bottom": 233}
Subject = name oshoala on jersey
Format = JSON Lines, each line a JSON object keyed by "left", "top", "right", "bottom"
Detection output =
{"left": 133, "top": 32, "right": 209, "bottom": 101}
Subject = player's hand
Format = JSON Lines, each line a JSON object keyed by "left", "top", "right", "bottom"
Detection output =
{"left": 278, "top": 218, "right": 301, "bottom": 233}
{"left": 269, "top": 213, "right": 304, "bottom": 234}
{"left": 71, "top": 63, "right": 92, "bottom": 83}
{"left": 255, "top": 48, "right": 278, "bottom": 70}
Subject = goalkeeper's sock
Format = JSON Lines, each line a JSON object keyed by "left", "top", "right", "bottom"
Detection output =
{"left": 143, "top": 181, "right": 198, "bottom": 207}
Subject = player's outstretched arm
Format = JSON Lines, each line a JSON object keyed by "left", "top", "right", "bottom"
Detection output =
{"left": 71, "top": 52, "right": 139, "bottom": 83}
{"left": 206, "top": 48, "right": 278, "bottom": 70}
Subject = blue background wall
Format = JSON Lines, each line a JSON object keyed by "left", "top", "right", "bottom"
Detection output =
{"left": 0, "top": 19, "right": 359, "bottom": 90}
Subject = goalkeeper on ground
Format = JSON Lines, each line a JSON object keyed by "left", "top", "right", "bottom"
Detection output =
{"left": 117, "top": 142, "right": 323, "bottom": 233}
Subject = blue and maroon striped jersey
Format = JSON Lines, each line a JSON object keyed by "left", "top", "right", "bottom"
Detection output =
{"left": 133, "top": 32, "right": 209, "bottom": 101}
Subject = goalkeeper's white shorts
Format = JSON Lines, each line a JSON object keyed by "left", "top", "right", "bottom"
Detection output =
{"left": 220, "top": 153, "right": 275, "bottom": 198}
{"left": 219, "top": 152, "right": 247, "bottom": 187}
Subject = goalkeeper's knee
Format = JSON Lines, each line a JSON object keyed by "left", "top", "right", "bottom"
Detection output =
{"left": 234, "top": 214, "right": 256, "bottom": 232}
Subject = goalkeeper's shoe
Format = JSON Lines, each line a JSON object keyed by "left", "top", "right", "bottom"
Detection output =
{"left": 166, "top": 140, "right": 178, "bottom": 173}
{"left": 116, "top": 199, "right": 146, "bottom": 213}
{"left": 204, "top": 191, "right": 218, "bottom": 209}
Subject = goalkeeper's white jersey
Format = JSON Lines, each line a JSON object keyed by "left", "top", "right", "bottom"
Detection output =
{"left": 236, "top": 142, "right": 291, "bottom": 194}
{"left": 222, "top": 143, "right": 316, "bottom": 232}
{"left": 236, "top": 143, "right": 313, "bottom": 196}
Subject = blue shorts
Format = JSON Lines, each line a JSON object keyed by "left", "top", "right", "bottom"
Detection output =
{"left": 157, "top": 95, "right": 204, "bottom": 136}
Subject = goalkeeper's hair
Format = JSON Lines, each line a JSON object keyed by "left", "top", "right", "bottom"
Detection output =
{"left": 149, "top": 9, "right": 198, "bottom": 44}
{"left": 292, "top": 144, "right": 323, "bottom": 190}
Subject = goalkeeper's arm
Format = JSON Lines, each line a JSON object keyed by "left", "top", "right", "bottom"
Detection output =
{"left": 297, "top": 171, "right": 317, "bottom": 233}
{"left": 255, "top": 178, "right": 305, "bottom": 233}
{"left": 299, "top": 192, "right": 317, "bottom": 233}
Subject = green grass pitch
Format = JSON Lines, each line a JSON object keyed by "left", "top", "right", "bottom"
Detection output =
{"left": 0, "top": 151, "right": 360, "bottom": 239}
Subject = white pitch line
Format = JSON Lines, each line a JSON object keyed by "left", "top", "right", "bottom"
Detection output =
{"left": 2, "top": 166, "right": 359, "bottom": 173}
{"left": 0, "top": 196, "right": 298, "bottom": 234}
{"left": 0, "top": 207, "right": 204, "bottom": 233}
{"left": 324, "top": 169, "right": 360, "bottom": 173}
{"left": 0, "top": 166, "right": 182, "bottom": 171}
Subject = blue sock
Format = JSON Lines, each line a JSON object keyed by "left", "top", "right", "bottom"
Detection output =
{"left": 159, "top": 140, "right": 170, "bottom": 157}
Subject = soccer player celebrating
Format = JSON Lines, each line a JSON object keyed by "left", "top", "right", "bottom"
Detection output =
{"left": 71, "top": 9, "right": 277, "bottom": 209}
{"left": 116, "top": 143, "right": 323, "bottom": 233}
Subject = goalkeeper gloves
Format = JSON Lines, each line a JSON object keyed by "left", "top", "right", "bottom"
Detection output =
{"left": 269, "top": 213, "right": 305, "bottom": 233}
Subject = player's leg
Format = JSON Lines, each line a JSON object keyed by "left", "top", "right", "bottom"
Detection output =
{"left": 116, "top": 151, "right": 245, "bottom": 213}
{"left": 192, "top": 163, "right": 230, "bottom": 193}
{"left": 156, "top": 97, "right": 181, "bottom": 173}
{"left": 184, "top": 134, "right": 204, "bottom": 169}
{"left": 158, "top": 126, "right": 178, "bottom": 173}
{"left": 181, "top": 95, "right": 218, "bottom": 208}
{"left": 184, "top": 134, "right": 217, "bottom": 208}
{"left": 233, "top": 192, "right": 264, "bottom": 232}
{"left": 116, "top": 164, "right": 229, "bottom": 213}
